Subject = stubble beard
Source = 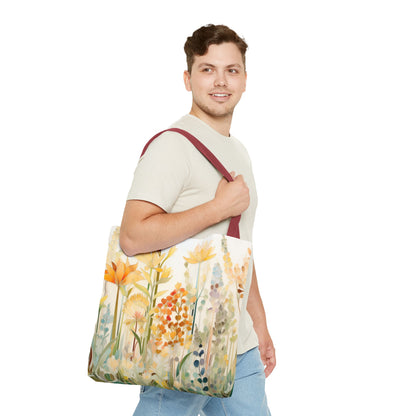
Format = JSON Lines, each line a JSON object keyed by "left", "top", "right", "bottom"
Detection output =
{"left": 192, "top": 96, "right": 236, "bottom": 121}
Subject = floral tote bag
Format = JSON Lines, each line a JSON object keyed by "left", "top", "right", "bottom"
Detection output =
{"left": 88, "top": 128, "right": 253, "bottom": 397}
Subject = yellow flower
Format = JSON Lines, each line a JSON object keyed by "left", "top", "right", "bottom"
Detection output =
{"left": 124, "top": 294, "right": 148, "bottom": 326}
{"left": 160, "top": 267, "right": 172, "bottom": 280}
{"left": 160, "top": 348, "right": 170, "bottom": 358}
{"left": 184, "top": 241, "right": 216, "bottom": 264}
{"left": 159, "top": 380, "right": 170, "bottom": 389}
{"left": 165, "top": 246, "right": 177, "bottom": 260}
{"left": 138, "top": 252, "right": 164, "bottom": 270}
{"left": 173, "top": 380, "right": 182, "bottom": 389}
{"left": 125, "top": 293, "right": 149, "bottom": 311}
{"left": 142, "top": 372, "right": 151, "bottom": 381}
{"left": 104, "top": 258, "right": 140, "bottom": 286}
{"left": 138, "top": 246, "right": 177, "bottom": 270}
{"left": 107, "top": 356, "right": 119, "bottom": 371}
{"left": 184, "top": 338, "right": 192, "bottom": 350}
{"left": 121, "top": 358, "right": 134, "bottom": 370}
{"left": 99, "top": 295, "right": 108, "bottom": 307}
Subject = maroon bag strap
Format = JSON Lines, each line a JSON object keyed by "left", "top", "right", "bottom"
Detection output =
{"left": 140, "top": 127, "right": 241, "bottom": 239}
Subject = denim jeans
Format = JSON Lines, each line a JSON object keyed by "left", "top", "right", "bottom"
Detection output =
{"left": 132, "top": 347, "right": 271, "bottom": 416}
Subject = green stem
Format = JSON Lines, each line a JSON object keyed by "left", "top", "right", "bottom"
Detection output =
{"left": 138, "top": 336, "right": 143, "bottom": 355}
{"left": 146, "top": 269, "right": 161, "bottom": 341}
{"left": 191, "top": 263, "right": 201, "bottom": 335}
{"left": 111, "top": 286, "right": 120, "bottom": 343}
{"left": 170, "top": 357, "right": 175, "bottom": 386}
{"left": 142, "top": 268, "right": 155, "bottom": 360}
{"left": 94, "top": 304, "right": 103, "bottom": 335}
{"left": 205, "top": 309, "right": 215, "bottom": 371}
{"left": 132, "top": 322, "right": 137, "bottom": 355}
{"left": 90, "top": 303, "right": 104, "bottom": 356}
{"left": 115, "top": 299, "right": 125, "bottom": 352}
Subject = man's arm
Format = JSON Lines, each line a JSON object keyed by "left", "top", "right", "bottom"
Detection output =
{"left": 119, "top": 173, "right": 249, "bottom": 256}
{"left": 247, "top": 263, "right": 276, "bottom": 377}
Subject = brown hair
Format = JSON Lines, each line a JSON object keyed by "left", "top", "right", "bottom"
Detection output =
{"left": 184, "top": 24, "right": 248, "bottom": 73}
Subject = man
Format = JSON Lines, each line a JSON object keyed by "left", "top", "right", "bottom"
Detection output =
{"left": 120, "top": 24, "right": 275, "bottom": 416}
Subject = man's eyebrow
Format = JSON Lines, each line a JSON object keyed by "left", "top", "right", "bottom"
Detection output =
{"left": 197, "top": 63, "right": 215, "bottom": 68}
{"left": 197, "top": 63, "right": 243, "bottom": 68}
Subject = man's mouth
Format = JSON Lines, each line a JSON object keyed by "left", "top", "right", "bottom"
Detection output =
{"left": 210, "top": 93, "right": 231, "bottom": 97}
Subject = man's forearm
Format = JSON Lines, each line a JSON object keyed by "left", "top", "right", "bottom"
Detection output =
{"left": 119, "top": 173, "right": 250, "bottom": 256}
{"left": 120, "top": 199, "right": 223, "bottom": 255}
{"left": 247, "top": 263, "right": 276, "bottom": 377}
{"left": 247, "top": 263, "right": 269, "bottom": 334}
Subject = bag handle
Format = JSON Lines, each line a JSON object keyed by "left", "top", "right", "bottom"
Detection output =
{"left": 140, "top": 127, "right": 241, "bottom": 239}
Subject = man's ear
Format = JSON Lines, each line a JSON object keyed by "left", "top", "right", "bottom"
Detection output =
{"left": 183, "top": 70, "right": 192, "bottom": 92}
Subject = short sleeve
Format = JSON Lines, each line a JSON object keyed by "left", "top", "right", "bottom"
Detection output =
{"left": 126, "top": 131, "right": 191, "bottom": 212}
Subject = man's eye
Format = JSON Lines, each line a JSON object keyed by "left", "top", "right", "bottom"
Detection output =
{"left": 203, "top": 68, "right": 213, "bottom": 72}
{"left": 229, "top": 68, "right": 239, "bottom": 74}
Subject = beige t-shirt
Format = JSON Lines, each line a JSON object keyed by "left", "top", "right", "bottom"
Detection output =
{"left": 127, "top": 114, "right": 259, "bottom": 354}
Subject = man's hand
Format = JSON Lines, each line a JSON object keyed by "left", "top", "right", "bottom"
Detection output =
{"left": 258, "top": 331, "right": 276, "bottom": 378}
{"left": 247, "top": 263, "right": 276, "bottom": 377}
{"left": 214, "top": 171, "right": 250, "bottom": 220}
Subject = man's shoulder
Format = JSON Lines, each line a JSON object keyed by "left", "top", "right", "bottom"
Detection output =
{"left": 229, "top": 134, "right": 252, "bottom": 161}
{"left": 144, "top": 128, "right": 196, "bottom": 155}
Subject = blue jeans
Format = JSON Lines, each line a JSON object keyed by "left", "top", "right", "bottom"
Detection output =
{"left": 133, "top": 347, "right": 271, "bottom": 416}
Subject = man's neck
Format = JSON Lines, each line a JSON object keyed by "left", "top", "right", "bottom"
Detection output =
{"left": 189, "top": 108, "right": 233, "bottom": 137}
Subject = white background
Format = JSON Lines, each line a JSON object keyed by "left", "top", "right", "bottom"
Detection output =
{"left": 1, "top": 0, "right": 415, "bottom": 415}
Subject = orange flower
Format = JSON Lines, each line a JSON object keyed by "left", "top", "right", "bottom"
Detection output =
{"left": 104, "top": 259, "right": 140, "bottom": 287}
{"left": 152, "top": 283, "right": 192, "bottom": 351}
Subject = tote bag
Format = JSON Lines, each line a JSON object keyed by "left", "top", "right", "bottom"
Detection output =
{"left": 88, "top": 128, "right": 252, "bottom": 397}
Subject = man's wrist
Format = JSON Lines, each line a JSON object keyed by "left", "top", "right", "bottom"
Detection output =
{"left": 206, "top": 199, "right": 226, "bottom": 224}
{"left": 253, "top": 320, "right": 269, "bottom": 335}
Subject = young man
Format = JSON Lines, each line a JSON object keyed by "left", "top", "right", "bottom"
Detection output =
{"left": 120, "top": 24, "right": 275, "bottom": 416}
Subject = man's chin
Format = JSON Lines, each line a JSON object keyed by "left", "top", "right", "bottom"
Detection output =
{"left": 196, "top": 105, "right": 235, "bottom": 119}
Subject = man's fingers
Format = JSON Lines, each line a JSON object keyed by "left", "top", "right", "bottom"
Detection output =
{"left": 265, "top": 356, "right": 276, "bottom": 378}
{"left": 260, "top": 345, "right": 276, "bottom": 378}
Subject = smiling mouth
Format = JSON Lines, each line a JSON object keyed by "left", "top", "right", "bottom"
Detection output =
{"left": 210, "top": 93, "right": 231, "bottom": 97}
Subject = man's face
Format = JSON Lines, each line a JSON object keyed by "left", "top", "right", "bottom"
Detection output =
{"left": 184, "top": 42, "right": 247, "bottom": 122}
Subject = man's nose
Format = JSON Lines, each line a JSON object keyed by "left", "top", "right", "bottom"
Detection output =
{"left": 214, "top": 73, "right": 227, "bottom": 87}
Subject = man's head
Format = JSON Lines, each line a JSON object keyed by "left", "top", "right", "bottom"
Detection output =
{"left": 183, "top": 25, "right": 248, "bottom": 127}
{"left": 184, "top": 24, "right": 248, "bottom": 74}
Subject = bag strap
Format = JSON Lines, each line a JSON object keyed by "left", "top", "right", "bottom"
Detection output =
{"left": 140, "top": 127, "right": 241, "bottom": 239}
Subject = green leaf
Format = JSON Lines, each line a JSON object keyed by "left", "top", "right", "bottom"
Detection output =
{"left": 176, "top": 352, "right": 192, "bottom": 377}
{"left": 154, "top": 290, "right": 168, "bottom": 298}
{"left": 134, "top": 283, "right": 150, "bottom": 298}
{"left": 119, "top": 285, "right": 128, "bottom": 297}
{"left": 131, "top": 329, "right": 141, "bottom": 344}
{"left": 157, "top": 276, "right": 172, "bottom": 285}
{"left": 95, "top": 338, "right": 117, "bottom": 371}
{"left": 131, "top": 329, "right": 144, "bottom": 355}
